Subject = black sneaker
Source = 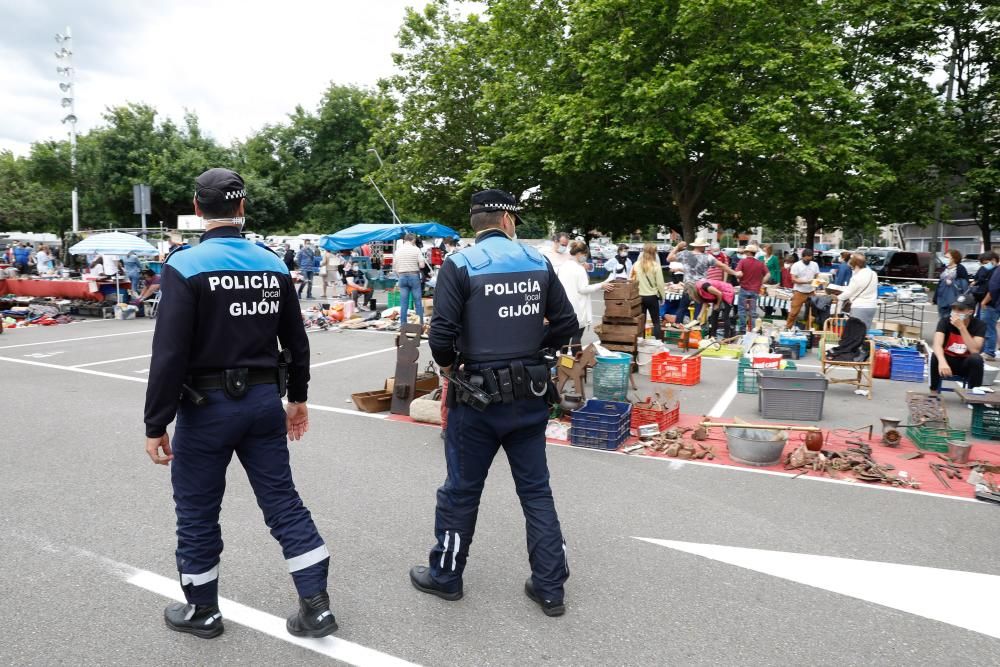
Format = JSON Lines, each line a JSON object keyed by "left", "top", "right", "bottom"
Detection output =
{"left": 164, "top": 602, "right": 224, "bottom": 639}
{"left": 286, "top": 591, "right": 338, "bottom": 638}
{"left": 524, "top": 577, "right": 565, "bottom": 617}
{"left": 409, "top": 565, "right": 463, "bottom": 601}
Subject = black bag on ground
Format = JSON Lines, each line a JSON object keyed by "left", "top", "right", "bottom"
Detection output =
{"left": 825, "top": 317, "right": 869, "bottom": 362}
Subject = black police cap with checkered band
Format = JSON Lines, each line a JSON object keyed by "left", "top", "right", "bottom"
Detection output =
{"left": 195, "top": 168, "right": 246, "bottom": 208}
{"left": 470, "top": 189, "right": 523, "bottom": 225}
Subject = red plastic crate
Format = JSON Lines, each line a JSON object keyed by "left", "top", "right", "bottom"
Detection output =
{"left": 630, "top": 399, "right": 680, "bottom": 433}
{"left": 650, "top": 352, "right": 701, "bottom": 385}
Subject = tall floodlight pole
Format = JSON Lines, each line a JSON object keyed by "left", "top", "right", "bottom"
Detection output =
{"left": 55, "top": 27, "right": 79, "bottom": 233}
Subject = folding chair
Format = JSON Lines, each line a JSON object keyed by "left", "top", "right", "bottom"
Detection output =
{"left": 145, "top": 291, "right": 161, "bottom": 319}
{"left": 819, "top": 316, "right": 874, "bottom": 399}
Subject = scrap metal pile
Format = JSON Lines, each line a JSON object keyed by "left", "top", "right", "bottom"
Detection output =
{"left": 785, "top": 442, "right": 920, "bottom": 488}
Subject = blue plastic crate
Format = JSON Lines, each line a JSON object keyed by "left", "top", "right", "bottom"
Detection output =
{"left": 779, "top": 335, "right": 808, "bottom": 357}
{"left": 891, "top": 356, "right": 925, "bottom": 370}
{"left": 570, "top": 399, "right": 631, "bottom": 450}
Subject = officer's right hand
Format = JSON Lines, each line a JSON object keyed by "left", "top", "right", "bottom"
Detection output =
{"left": 286, "top": 402, "right": 309, "bottom": 441}
{"left": 146, "top": 434, "right": 173, "bottom": 465}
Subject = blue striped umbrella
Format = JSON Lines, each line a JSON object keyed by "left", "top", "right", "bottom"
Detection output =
{"left": 68, "top": 231, "right": 158, "bottom": 256}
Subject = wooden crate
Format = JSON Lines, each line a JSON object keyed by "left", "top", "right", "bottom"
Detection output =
{"left": 604, "top": 281, "right": 638, "bottom": 300}
{"left": 598, "top": 313, "right": 645, "bottom": 340}
{"left": 604, "top": 296, "right": 642, "bottom": 318}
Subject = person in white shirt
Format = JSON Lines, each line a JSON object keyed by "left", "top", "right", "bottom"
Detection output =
{"left": 321, "top": 250, "right": 344, "bottom": 299}
{"left": 542, "top": 232, "right": 571, "bottom": 269}
{"left": 785, "top": 248, "right": 820, "bottom": 329}
{"left": 394, "top": 233, "right": 427, "bottom": 325}
{"left": 556, "top": 241, "right": 614, "bottom": 348}
{"left": 832, "top": 252, "right": 878, "bottom": 329}
{"left": 602, "top": 244, "right": 633, "bottom": 280}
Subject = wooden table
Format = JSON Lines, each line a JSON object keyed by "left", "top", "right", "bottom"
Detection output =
{"left": 955, "top": 388, "right": 1000, "bottom": 405}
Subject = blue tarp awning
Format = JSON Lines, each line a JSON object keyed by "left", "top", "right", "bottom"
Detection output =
{"left": 319, "top": 223, "right": 459, "bottom": 251}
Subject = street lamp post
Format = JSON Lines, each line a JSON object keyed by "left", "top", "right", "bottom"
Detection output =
{"left": 55, "top": 26, "right": 79, "bottom": 233}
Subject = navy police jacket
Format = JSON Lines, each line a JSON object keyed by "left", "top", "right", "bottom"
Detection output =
{"left": 143, "top": 226, "right": 310, "bottom": 437}
{"left": 428, "top": 229, "right": 578, "bottom": 367}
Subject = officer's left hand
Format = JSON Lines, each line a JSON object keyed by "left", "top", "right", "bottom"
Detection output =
{"left": 286, "top": 402, "right": 309, "bottom": 441}
{"left": 146, "top": 434, "right": 173, "bottom": 465}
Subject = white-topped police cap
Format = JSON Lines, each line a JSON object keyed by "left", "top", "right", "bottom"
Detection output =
{"left": 470, "top": 188, "right": 523, "bottom": 224}
{"left": 195, "top": 168, "right": 246, "bottom": 206}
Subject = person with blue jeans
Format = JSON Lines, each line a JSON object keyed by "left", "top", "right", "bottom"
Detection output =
{"left": 296, "top": 241, "right": 316, "bottom": 300}
{"left": 934, "top": 248, "right": 969, "bottom": 321}
{"left": 733, "top": 244, "right": 767, "bottom": 332}
{"left": 123, "top": 250, "right": 142, "bottom": 297}
{"left": 394, "top": 233, "right": 427, "bottom": 325}
{"left": 981, "top": 252, "right": 1000, "bottom": 360}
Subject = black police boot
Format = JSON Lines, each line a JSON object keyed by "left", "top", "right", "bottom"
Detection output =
{"left": 286, "top": 591, "right": 338, "bottom": 638}
{"left": 524, "top": 577, "right": 565, "bottom": 617}
{"left": 409, "top": 565, "right": 463, "bottom": 601}
{"left": 164, "top": 602, "right": 224, "bottom": 638}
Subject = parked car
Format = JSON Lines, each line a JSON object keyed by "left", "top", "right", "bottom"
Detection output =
{"left": 867, "top": 250, "right": 942, "bottom": 279}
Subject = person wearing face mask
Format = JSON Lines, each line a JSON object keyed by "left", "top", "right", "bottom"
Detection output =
{"left": 556, "top": 240, "right": 615, "bottom": 348}
{"left": 934, "top": 248, "right": 970, "bottom": 321}
{"left": 632, "top": 243, "right": 666, "bottom": 340}
{"left": 830, "top": 253, "right": 878, "bottom": 329}
{"left": 971, "top": 251, "right": 997, "bottom": 360}
{"left": 542, "top": 232, "right": 571, "bottom": 269}
{"left": 603, "top": 244, "right": 633, "bottom": 280}
{"left": 930, "top": 295, "right": 985, "bottom": 392}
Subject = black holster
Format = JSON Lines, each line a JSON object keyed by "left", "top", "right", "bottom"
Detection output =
{"left": 223, "top": 368, "right": 249, "bottom": 400}
{"left": 277, "top": 349, "right": 291, "bottom": 398}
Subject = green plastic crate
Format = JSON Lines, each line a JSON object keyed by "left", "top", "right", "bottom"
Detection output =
{"left": 736, "top": 358, "right": 796, "bottom": 395}
{"left": 971, "top": 404, "right": 1000, "bottom": 441}
{"left": 906, "top": 426, "right": 967, "bottom": 453}
{"left": 387, "top": 290, "right": 400, "bottom": 308}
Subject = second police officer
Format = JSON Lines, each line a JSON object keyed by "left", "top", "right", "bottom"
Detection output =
{"left": 143, "top": 168, "right": 337, "bottom": 639}
{"left": 409, "top": 189, "right": 579, "bottom": 616}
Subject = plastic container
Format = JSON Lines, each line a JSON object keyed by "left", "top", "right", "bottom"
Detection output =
{"left": 971, "top": 404, "right": 1000, "bottom": 440}
{"left": 630, "top": 399, "right": 680, "bottom": 433}
{"left": 737, "top": 358, "right": 798, "bottom": 394}
{"left": 593, "top": 352, "right": 632, "bottom": 401}
{"left": 636, "top": 339, "right": 665, "bottom": 376}
{"left": 778, "top": 334, "right": 808, "bottom": 357}
{"left": 570, "top": 399, "right": 632, "bottom": 450}
{"left": 906, "top": 426, "right": 966, "bottom": 453}
{"left": 725, "top": 427, "right": 788, "bottom": 466}
{"left": 650, "top": 352, "right": 701, "bottom": 386}
{"left": 873, "top": 349, "right": 891, "bottom": 379}
{"left": 751, "top": 354, "right": 783, "bottom": 369}
{"left": 757, "top": 371, "right": 828, "bottom": 421}
{"left": 889, "top": 349, "right": 926, "bottom": 383}
{"left": 983, "top": 365, "right": 999, "bottom": 386}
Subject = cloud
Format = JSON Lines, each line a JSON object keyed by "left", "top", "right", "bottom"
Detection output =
{"left": 0, "top": 0, "right": 446, "bottom": 155}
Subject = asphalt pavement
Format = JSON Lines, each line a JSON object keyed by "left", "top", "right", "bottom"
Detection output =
{"left": 1, "top": 302, "right": 998, "bottom": 666}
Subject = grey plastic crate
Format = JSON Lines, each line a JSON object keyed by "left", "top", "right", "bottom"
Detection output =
{"left": 757, "top": 370, "right": 828, "bottom": 421}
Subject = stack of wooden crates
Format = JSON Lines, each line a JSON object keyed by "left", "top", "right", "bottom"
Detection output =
{"left": 595, "top": 281, "right": 645, "bottom": 360}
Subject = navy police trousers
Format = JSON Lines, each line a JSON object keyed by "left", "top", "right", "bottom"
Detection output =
{"left": 171, "top": 384, "right": 328, "bottom": 605}
{"left": 429, "top": 395, "right": 569, "bottom": 602}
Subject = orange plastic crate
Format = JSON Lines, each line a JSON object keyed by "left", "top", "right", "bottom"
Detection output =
{"left": 650, "top": 352, "right": 701, "bottom": 385}
{"left": 630, "top": 400, "right": 680, "bottom": 432}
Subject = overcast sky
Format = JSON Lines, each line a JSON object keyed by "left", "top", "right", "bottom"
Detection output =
{"left": 0, "top": 0, "right": 471, "bottom": 156}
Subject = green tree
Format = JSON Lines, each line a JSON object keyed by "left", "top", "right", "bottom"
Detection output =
{"left": 0, "top": 151, "right": 65, "bottom": 233}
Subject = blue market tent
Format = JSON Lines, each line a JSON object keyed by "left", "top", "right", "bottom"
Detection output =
{"left": 319, "top": 222, "right": 459, "bottom": 252}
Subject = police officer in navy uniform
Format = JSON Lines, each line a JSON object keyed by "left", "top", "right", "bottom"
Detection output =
{"left": 409, "top": 189, "right": 579, "bottom": 616}
{"left": 144, "top": 168, "right": 337, "bottom": 639}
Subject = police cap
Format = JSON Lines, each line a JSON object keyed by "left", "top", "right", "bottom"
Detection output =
{"left": 470, "top": 189, "right": 522, "bottom": 225}
{"left": 195, "top": 168, "right": 246, "bottom": 208}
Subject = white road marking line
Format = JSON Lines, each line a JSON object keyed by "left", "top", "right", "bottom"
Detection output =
{"left": 73, "top": 353, "right": 152, "bottom": 368}
{"left": 23, "top": 351, "right": 65, "bottom": 358}
{"left": 133, "top": 368, "right": 149, "bottom": 374}
{"left": 307, "top": 403, "right": 387, "bottom": 420}
{"left": 706, "top": 377, "right": 738, "bottom": 417}
{"left": 311, "top": 346, "right": 397, "bottom": 368}
{"left": 557, "top": 443, "right": 980, "bottom": 503}
{"left": 126, "top": 570, "right": 419, "bottom": 666}
{"left": 0, "top": 355, "right": 149, "bottom": 383}
{"left": 634, "top": 537, "right": 1000, "bottom": 640}
{"left": 0, "top": 328, "right": 154, "bottom": 350}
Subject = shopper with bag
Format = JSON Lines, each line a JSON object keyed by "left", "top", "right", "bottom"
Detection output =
{"left": 556, "top": 240, "right": 614, "bottom": 348}
{"left": 831, "top": 253, "right": 878, "bottom": 329}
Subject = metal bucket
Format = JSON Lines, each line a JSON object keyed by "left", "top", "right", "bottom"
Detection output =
{"left": 725, "top": 427, "right": 787, "bottom": 466}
